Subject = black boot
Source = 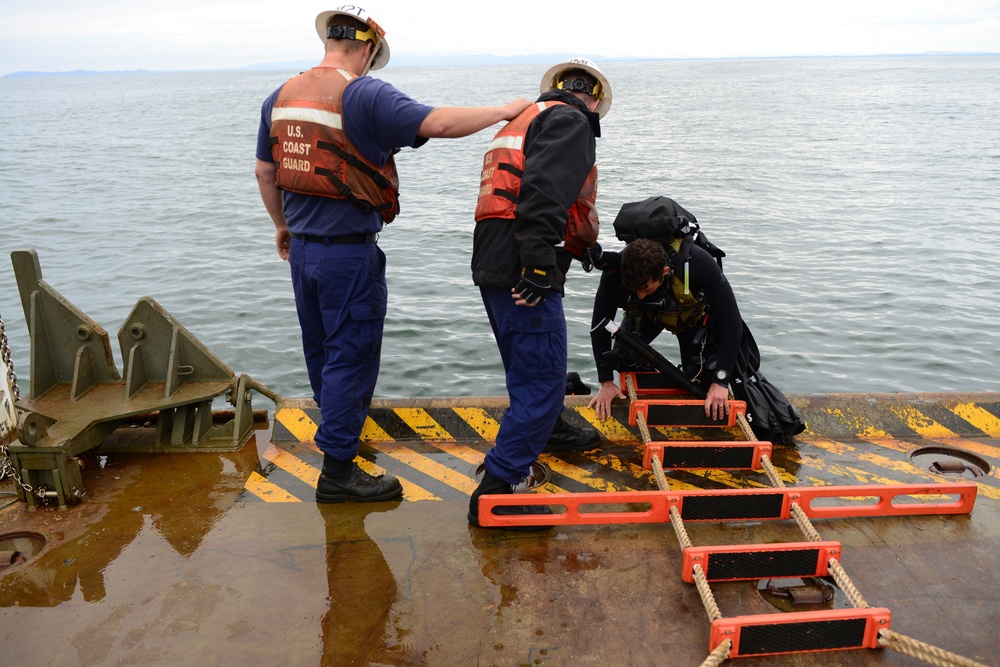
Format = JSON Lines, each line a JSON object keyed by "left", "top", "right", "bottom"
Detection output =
{"left": 543, "top": 414, "right": 601, "bottom": 453}
{"left": 565, "top": 372, "right": 592, "bottom": 395}
{"left": 468, "top": 469, "right": 552, "bottom": 531}
{"left": 316, "top": 455, "right": 403, "bottom": 503}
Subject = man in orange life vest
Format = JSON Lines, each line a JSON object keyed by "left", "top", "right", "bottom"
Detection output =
{"left": 255, "top": 6, "right": 531, "bottom": 504}
{"left": 468, "top": 58, "right": 612, "bottom": 528}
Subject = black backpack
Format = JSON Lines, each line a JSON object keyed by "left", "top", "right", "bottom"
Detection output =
{"left": 612, "top": 196, "right": 726, "bottom": 273}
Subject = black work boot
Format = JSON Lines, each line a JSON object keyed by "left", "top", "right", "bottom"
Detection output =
{"left": 543, "top": 414, "right": 602, "bottom": 453}
{"left": 467, "top": 469, "right": 552, "bottom": 532}
{"left": 316, "top": 454, "right": 403, "bottom": 503}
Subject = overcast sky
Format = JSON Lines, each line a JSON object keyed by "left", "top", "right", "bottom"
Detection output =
{"left": 1, "top": 1, "right": 998, "bottom": 76}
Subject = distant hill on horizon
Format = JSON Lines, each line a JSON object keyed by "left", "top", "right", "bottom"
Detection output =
{"left": 1, "top": 52, "right": 595, "bottom": 77}
{"left": 235, "top": 52, "right": 591, "bottom": 71}
{"left": 5, "top": 51, "right": 997, "bottom": 78}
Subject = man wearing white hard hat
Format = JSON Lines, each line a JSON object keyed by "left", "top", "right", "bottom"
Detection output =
{"left": 255, "top": 6, "right": 531, "bottom": 504}
{"left": 468, "top": 58, "right": 612, "bottom": 529}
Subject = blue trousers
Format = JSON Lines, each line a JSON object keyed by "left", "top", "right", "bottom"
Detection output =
{"left": 480, "top": 286, "right": 567, "bottom": 485}
{"left": 289, "top": 237, "right": 386, "bottom": 460}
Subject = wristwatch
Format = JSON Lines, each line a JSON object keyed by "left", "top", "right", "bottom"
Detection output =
{"left": 713, "top": 369, "right": 730, "bottom": 388}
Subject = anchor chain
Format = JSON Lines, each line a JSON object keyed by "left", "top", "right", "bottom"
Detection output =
{"left": 0, "top": 313, "right": 20, "bottom": 403}
{"left": 0, "top": 442, "right": 34, "bottom": 498}
{"left": 1, "top": 311, "right": 37, "bottom": 499}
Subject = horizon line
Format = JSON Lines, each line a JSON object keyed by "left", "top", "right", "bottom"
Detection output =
{"left": 4, "top": 50, "right": 998, "bottom": 78}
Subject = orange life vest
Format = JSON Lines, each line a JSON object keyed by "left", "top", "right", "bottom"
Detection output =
{"left": 474, "top": 101, "right": 599, "bottom": 258}
{"left": 269, "top": 68, "right": 400, "bottom": 223}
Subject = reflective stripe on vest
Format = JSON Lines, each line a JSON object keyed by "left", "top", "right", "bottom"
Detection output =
{"left": 272, "top": 106, "right": 344, "bottom": 130}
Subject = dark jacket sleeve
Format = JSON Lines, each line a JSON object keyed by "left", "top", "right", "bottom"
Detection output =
{"left": 590, "top": 251, "right": 625, "bottom": 383}
{"left": 515, "top": 106, "right": 597, "bottom": 271}
{"left": 689, "top": 247, "right": 742, "bottom": 377}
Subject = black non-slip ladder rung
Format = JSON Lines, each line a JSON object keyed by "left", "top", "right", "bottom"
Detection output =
{"left": 683, "top": 490, "right": 786, "bottom": 520}
{"left": 644, "top": 441, "right": 772, "bottom": 470}
{"left": 710, "top": 608, "right": 891, "bottom": 658}
{"left": 630, "top": 399, "right": 746, "bottom": 428}
{"left": 620, "top": 371, "right": 693, "bottom": 395}
{"left": 681, "top": 541, "right": 842, "bottom": 582}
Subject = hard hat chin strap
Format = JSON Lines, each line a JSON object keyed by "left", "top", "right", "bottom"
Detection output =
{"left": 359, "top": 61, "right": 372, "bottom": 76}
{"left": 360, "top": 45, "right": 379, "bottom": 76}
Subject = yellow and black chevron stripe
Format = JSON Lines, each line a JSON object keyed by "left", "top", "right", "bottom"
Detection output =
{"left": 243, "top": 404, "right": 664, "bottom": 502}
{"left": 240, "top": 396, "right": 1000, "bottom": 504}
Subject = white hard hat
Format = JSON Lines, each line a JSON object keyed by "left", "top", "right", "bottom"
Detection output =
{"left": 540, "top": 57, "right": 612, "bottom": 118}
{"left": 315, "top": 5, "right": 390, "bottom": 71}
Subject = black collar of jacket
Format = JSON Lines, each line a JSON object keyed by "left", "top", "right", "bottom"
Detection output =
{"left": 537, "top": 89, "right": 602, "bottom": 138}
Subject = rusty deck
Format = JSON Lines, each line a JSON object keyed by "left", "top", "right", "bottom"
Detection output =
{"left": 2, "top": 392, "right": 999, "bottom": 666}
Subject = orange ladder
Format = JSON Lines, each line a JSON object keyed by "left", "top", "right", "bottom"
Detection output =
{"left": 477, "top": 370, "right": 982, "bottom": 662}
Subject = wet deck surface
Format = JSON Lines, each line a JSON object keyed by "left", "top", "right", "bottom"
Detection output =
{"left": 2, "top": 393, "right": 999, "bottom": 666}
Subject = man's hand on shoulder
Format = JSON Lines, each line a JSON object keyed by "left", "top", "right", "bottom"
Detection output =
{"left": 502, "top": 98, "right": 532, "bottom": 121}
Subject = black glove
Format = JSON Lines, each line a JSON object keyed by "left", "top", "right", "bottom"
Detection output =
{"left": 590, "top": 242, "right": 620, "bottom": 272}
{"left": 514, "top": 266, "right": 552, "bottom": 306}
{"left": 586, "top": 243, "right": 620, "bottom": 272}
{"left": 580, "top": 242, "right": 601, "bottom": 272}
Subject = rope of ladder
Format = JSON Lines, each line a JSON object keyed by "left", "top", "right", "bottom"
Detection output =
{"left": 827, "top": 558, "right": 869, "bottom": 609}
{"left": 698, "top": 640, "right": 731, "bottom": 667}
{"left": 654, "top": 455, "right": 723, "bottom": 627}
{"left": 789, "top": 503, "right": 824, "bottom": 543}
{"left": 693, "top": 563, "right": 723, "bottom": 623}
{"left": 759, "top": 453, "right": 785, "bottom": 488}
{"left": 878, "top": 629, "right": 989, "bottom": 667}
{"left": 625, "top": 373, "right": 638, "bottom": 403}
{"left": 736, "top": 410, "right": 755, "bottom": 442}
{"left": 651, "top": 453, "right": 671, "bottom": 494}
{"left": 624, "top": 374, "right": 654, "bottom": 445}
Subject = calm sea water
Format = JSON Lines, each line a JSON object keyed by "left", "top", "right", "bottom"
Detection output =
{"left": 1, "top": 57, "right": 999, "bottom": 402}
